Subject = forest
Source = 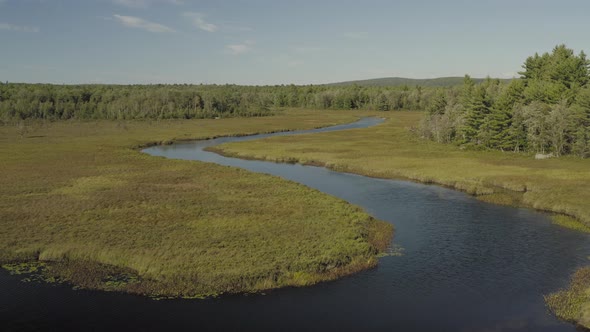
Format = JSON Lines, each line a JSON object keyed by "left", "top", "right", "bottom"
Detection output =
{"left": 421, "top": 45, "right": 590, "bottom": 158}
{"left": 2, "top": 45, "right": 588, "bottom": 158}
{"left": 0, "top": 81, "right": 438, "bottom": 121}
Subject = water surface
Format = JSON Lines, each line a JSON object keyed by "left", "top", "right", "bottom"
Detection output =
{"left": 2, "top": 118, "right": 588, "bottom": 331}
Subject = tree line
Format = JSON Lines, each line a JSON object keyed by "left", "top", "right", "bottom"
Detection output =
{"left": 0, "top": 81, "right": 443, "bottom": 122}
{"left": 421, "top": 45, "right": 590, "bottom": 158}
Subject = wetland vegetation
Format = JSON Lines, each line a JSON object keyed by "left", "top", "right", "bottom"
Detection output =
{"left": 213, "top": 111, "right": 590, "bottom": 326}
{"left": 0, "top": 110, "right": 392, "bottom": 297}
{"left": 2, "top": 44, "right": 590, "bottom": 329}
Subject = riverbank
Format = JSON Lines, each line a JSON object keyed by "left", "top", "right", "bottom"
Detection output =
{"left": 210, "top": 110, "right": 590, "bottom": 327}
{"left": 212, "top": 111, "right": 590, "bottom": 226}
{"left": 0, "top": 109, "right": 392, "bottom": 298}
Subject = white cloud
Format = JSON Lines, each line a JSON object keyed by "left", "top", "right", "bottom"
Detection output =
{"left": 0, "top": 23, "right": 39, "bottom": 32}
{"left": 113, "top": 14, "right": 175, "bottom": 33}
{"left": 113, "top": 0, "right": 183, "bottom": 8}
{"left": 226, "top": 40, "right": 254, "bottom": 55}
{"left": 183, "top": 12, "right": 217, "bottom": 32}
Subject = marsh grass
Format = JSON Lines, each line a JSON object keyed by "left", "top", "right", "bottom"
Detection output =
{"left": 0, "top": 109, "right": 393, "bottom": 297}
{"left": 551, "top": 215, "right": 590, "bottom": 233}
{"left": 214, "top": 111, "right": 590, "bottom": 226}
{"left": 545, "top": 267, "right": 590, "bottom": 327}
{"left": 212, "top": 110, "right": 590, "bottom": 326}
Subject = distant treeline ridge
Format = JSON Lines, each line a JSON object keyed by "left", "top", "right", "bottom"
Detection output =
{"left": 1, "top": 82, "right": 445, "bottom": 121}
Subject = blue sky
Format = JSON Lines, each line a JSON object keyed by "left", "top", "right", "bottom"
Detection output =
{"left": 1, "top": 0, "right": 589, "bottom": 85}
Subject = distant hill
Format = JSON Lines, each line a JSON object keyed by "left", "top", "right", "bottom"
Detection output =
{"left": 327, "top": 76, "right": 512, "bottom": 87}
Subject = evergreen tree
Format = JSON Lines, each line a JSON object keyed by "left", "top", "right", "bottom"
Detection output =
{"left": 523, "top": 101, "right": 551, "bottom": 153}
{"left": 426, "top": 89, "right": 447, "bottom": 115}
{"left": 461, "top": 85, "right": 490, "bottom": 144}
{"left": 572, "top": 127, "right": 590, "bottom": 158}
{"left": 575, "top": 87, "right": 590, "bottom": 126}
{"left": 422, "top": 44, "right": 590, "bottom": 157}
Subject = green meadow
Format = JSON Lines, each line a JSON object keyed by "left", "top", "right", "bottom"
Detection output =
{"left": 0, "top": 109, "right": 393, "bottom": 297}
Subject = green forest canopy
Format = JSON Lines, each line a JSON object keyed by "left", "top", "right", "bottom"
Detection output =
{"left": 421, "top": 45, "right": 590, "bottom": 158}
{"left": 0, "top": 82, "right": 449, "bottom": 121}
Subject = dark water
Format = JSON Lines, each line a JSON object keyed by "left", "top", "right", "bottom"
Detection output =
{"left": 3, "top": 118, "right": 589, "bottom": 331}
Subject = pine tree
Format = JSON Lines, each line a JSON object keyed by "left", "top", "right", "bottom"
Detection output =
{"left": 523, "top": 101, "right": 552, "bottom": 153}
{"left": 572, "top": 127, "right": 590, "bottom": 158}
{"left": 427, "top": 89, "right": 447, "bottom": 115}
{"left": 575, "top": 87, "right": 590, "bottom": 126}
{"left": 461, "top": 85, "right": 490, "bottom": 144}
{"left": 461, "top": 75, "right": 475, "bottom": 104}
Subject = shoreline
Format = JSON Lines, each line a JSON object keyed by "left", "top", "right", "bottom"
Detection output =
{"left": 206, "top": 146, "right": 588, "bottom": 230}
{"left": 206, "top": 111, "right": 590, "bottom": 328}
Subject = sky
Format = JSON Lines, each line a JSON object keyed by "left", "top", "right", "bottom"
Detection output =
{"left": 1, "top": 0, "right": 589, "bottom": 85}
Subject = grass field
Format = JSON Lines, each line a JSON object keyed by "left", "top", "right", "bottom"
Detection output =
{"left": 212, "top": 110, "right": 590, "bottom": 325}
{"left": 0, "top": 109, "right": 393, "bottom": 298}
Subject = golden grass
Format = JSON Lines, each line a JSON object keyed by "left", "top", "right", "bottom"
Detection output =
{"left": 0, "top": 109, "right": 393, "bottom": 297}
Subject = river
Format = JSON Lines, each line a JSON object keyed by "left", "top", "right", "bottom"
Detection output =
{"left": 2, "top": 117, "right": 589, "bottom": 331}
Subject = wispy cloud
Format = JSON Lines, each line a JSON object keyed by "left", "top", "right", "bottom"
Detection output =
{"left": 113, "top": 14, "right": 175, "bottom": 33}
{"left": 0, "top": 23, "right": 39, "bottom": 33}
{"left": 183, "top": 12, "right": 217, "bottom": 32}
{"left": 112, "top": 0, "right": 183, "bottom": 8}
{"left": 344, "top": 32, "right": 368, "bottom": 39}
{"left": 226, "top": 40, "right": 254, "bottom": 55}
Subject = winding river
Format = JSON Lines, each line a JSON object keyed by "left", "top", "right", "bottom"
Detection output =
{"left": 3, "top": 117, "right": 590, "bottom": 331}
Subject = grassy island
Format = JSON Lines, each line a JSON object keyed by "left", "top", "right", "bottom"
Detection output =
{"left": 0, "top": 110, "right": 393, "bottom": 298}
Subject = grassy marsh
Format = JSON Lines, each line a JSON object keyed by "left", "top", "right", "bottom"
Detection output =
{"left": 212, "top": 110, "right": 590, "bottom": 326}
{"left": 0, "top": 109, "right": 393, "bottom": 297}
{"left": 213, "top": 111, "right": 590, "bottom": 225}
{"left": 545, "top": 267, "right": 590, "bottom": 327}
